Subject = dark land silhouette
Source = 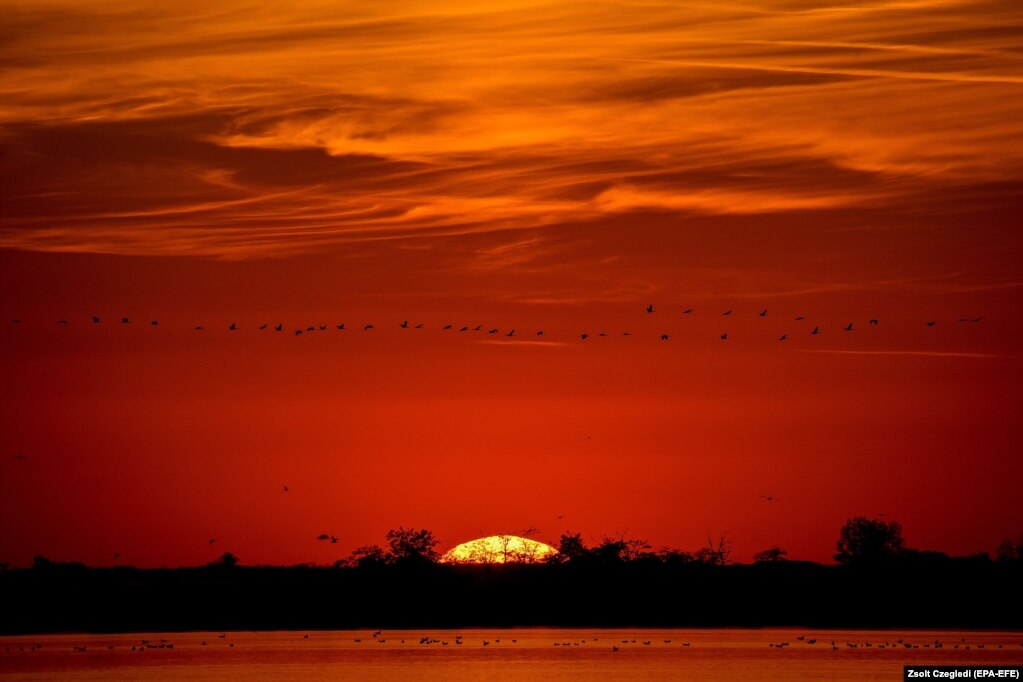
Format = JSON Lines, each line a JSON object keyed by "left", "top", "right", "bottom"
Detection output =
{"left": 2, "top": 520, "right": 1020, "bottom": 635}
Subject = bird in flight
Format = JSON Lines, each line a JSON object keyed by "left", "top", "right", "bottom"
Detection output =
{"left": 283, "top": 485, "right": 289, "bottom": 492}
{"left": 14, "top": 454, "right": 26, "bottom": 460}
{"left": 194, "top": 325, "right": 204, "bottom": 331}
{"left": 364, "top": 324, "right": 373, "bottom": 331}
{"left": 581, "top": 333, "right": 589, "bottom": 340}
{"left": 759, "top": 309, "right": 768, "bottom": 317}
{"left": 869, "top": 319, "right": 879, "bottom": 326}
{"left": 259, "top": 324, "right": 268, "bottom": 330}
{"left": 229, "top": 323, "right": 237, "bottom": 331}
{"left": 415, "top": 323, "right": 424, "bottom": 329}
{"left": 794, "top": 316, "right": 805, "bottom": 321}
{"left": 723, "top": 310, "right": 732, "bottom": 316}
{"left": 779, "top": 335, "right": 788, "bottom": 341}
{"left": 844, "top": 323, "right": 853, "bottom": 332}
{"left": 459, "top": 326, "right": 469, "bottom": 332}
{"left": 622, "top": 331, "right": 631, "bottom": 336}
{"left": 472, "top": 325, "right": 482, "bottom": 331}
{"left": 58, "top": 319, "right": 68, "bottom": 325}
{"left": 646, "top": 304, "right": 654, "bottom": 313}
{"left": 150, "top": 320, "right": 159, "bottom": 326}
{"left": 760, "top": 495, "right": 776, "bottom": 502}
{"left": 683, "top": 308, "right": 693, "bottom": 315}
{"left": 336, "top": 324, "right": 345, "bottom": 330}
{"left": 488, "top": 329, "right": 498, "bottom": 334}
{"left": 926, "top": 321, "right": 936, "bottom": 327}
{"left": 209, "top": 539, "right": 216, "bottom": 545}
{"left": 660, "top": 334, "right": 670, "bottom": 341}
{"left": 121, "top": 317, "right": 130, "bottom": 324}
{"left": 811, "top": 325, "right": 820, "bottom": 335}
{"left": 92, "top": 316, "right": 100, "bottom": 323}
{"left": 330, "top": 536, "right": 338, "bottom": 544}
{"left": 720, "top": 332, "right": 729, "bottom": 340}
{"left": 317, "top": 534, "right": 329, "bottom": 541}
{"left": 506, "top": 329, "right": 516, "bottom": 337}
{"left": 442, "top": 324, "right": 453, "bottom": 330}
{"left": 275, "top": 323, "right": 284, "bottom": 331}
{"left": 294, "top": 329, "right": 303, "bottom": 336}
{"left": 400, "top": 320, "right": 408, "bottom": 328}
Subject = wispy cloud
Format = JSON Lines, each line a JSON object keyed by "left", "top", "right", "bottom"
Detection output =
{"left": 1, "top": 0, "right": 1021, "bottom": 257}
{"left": 797, "top": 349, "right": 1009, "bottom": 359}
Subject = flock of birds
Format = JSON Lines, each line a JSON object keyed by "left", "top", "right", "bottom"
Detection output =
{"left": 4, "top": 632, "right": 1020, "bottom": 655}
{"left": 3, "top": 304, "right": 985, "bottom": 343}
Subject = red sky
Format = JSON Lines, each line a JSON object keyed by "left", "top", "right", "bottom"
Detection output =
{"left": 1, "top": 0, "right": 1022, "bottom": 567}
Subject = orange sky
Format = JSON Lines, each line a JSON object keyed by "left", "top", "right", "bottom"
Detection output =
{"left": 1, "top": 0, "right": 1022, "bottom": 567}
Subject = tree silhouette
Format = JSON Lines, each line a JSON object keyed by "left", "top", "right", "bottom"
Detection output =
{"left": 556, "top": 532, "right": 588, "bottom": 561}
{"left": 211, "top": 552, "right": 239, "bottom": 568}
{"left": 385, "top": 527, "right": 438, "bottom": 564}
{"left": 835, "top": 517, "right": 904, "bottom": 564}
{"left": 696, "top": 534, "right": 733, "bottom": 566}
{"left": 347, "top": 545, "right": 387, "bottom": 569}
{"left": 753, "top": 547, "right": 789, "bottom": 563}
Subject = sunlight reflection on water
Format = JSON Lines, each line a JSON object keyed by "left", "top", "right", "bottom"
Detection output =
{"left": 2, "top": 628, "right": 1022, "bottom": 681}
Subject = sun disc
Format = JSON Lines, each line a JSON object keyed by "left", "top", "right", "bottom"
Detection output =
{"left": 440, "top": 535, "right": 559, "bottom": 564}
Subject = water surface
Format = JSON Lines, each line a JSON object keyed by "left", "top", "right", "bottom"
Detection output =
{"left": 2, "top": 628, "right": 1021, "bottom": 680}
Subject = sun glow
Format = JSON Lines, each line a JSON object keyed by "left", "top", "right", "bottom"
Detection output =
{"left": 440, "top": 535, "right": 559, "bottom": 564}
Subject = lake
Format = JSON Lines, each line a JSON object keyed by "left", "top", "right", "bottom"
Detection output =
{"left": 2, "top": 628, "right": 1021, "bottom": 680}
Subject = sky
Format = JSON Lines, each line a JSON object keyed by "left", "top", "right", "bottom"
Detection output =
{"left": 1, "top": 0, "right": 1022, "bottom": 567}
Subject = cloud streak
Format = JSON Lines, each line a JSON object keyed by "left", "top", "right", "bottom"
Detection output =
{"left": 1, "top": 0, "right": 1022, "bottom": 257}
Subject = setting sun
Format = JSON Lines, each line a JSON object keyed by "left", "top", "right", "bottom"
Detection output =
{"left": 440, "top": 535, "right": 559, "bottom": 564}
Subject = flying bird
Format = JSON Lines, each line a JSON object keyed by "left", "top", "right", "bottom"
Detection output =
{"left": 58, "top": 320, "right": 68, "bottom": 325}
{"left": 283, "top": 485, "right": 289, "bottom": 492}
{"left": 317, "top": 534, "right": 329, "bottom": 541}
{"left": 581, "top": 333, "right": 589, "bottom": 340}
{"left": 927, "top": 321, "right": 936, "bottom": 326}
{"left": 536, "top": 330, "right": 544, "bottom": 336}
{"left": 811, "top": 326, "right": 820, "bottom": 335}
{"left": 295, "top": 330, "right": 303, "bottom": 336}
{"left": 275, "top": 323, "right": 283, "bottom": 331}
{"left": 92, "top": 316, "right": 100, "bottom": 323}
{"left": 720, "top": 332, "right": 728, "bottom": 340}
{"left": 723, "top": 310, "right": 732, "bottom": 316}
{"left": 683, "top": 308, "right": 693, "bottom": 314}
{"left": 150, "top": 320, "right": 159, "bottom": 326}
{"left": 14, "top": 454, "right": 26, "bottom": 460}
{"left": 442, "top": 324, "right": 453, "bottom": 330}
{"left": 759, "top": 309, "right": 768, "bottom": 317}
{"left": 506, "top": 329, "right": 516, "bottom": 337}
{"left": 488, "top": 329, "right": 498, "bottom": 334}
{"left": 660, "top": 334, "right": 670, "bottom": 340}
{"left": 844, "top": 323, "right": 853, "bottom": 331}
{"left": 869, "top": 319, "right": 879, "bottom": 326}
{"left": 622, "top": 331, "right": 631, "bottom": 336}
{"left": 364, "top": 324, "right": 373, "bottom": 331}
{"left": 336, "top": 324, "right": 345, "bottom": 330}
{"left": 646, "top": 304, "right": 654, "bottom": 313}
{"left": 121, "top": 317, "right": 130, "bottom": 324}
{"left": 307, "top": 326, "right": 315, "bottom": 332}
{"left": 330, "top": 536, "right": 338, "bottom": 544}
{"left": 761, "top": 496, "right": 776, "bottom": 502}
{"left": 795, "top": 316, "right": 805, "bottom": 321}
{"left": 229, "top": 323, "right": 237, "bottom": 331}
{"left": 414, "top": 323, "right": 424, "bottom": 329}
{"left": 194, "top": 325, "right": 204, "bottom": 331}
{"left": 209, "top": 539, "right": 216, "bottom": 545}
{"left": 259, "top": 324, "right": 268, "bottom": 330}
{"left": 472, "top": 325, "right": 482, "bottom": 331}
{"left": 318, "top": 325, "right": 327, "bottom": 331}
{"left": 459, "top": 326, "right": 469, "bottom": 332}
{"left": 400, "top": 320, "right": 408, "bottom": 328}
{"left": 779, "top": 335, "right": 788, "bottom": 341}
